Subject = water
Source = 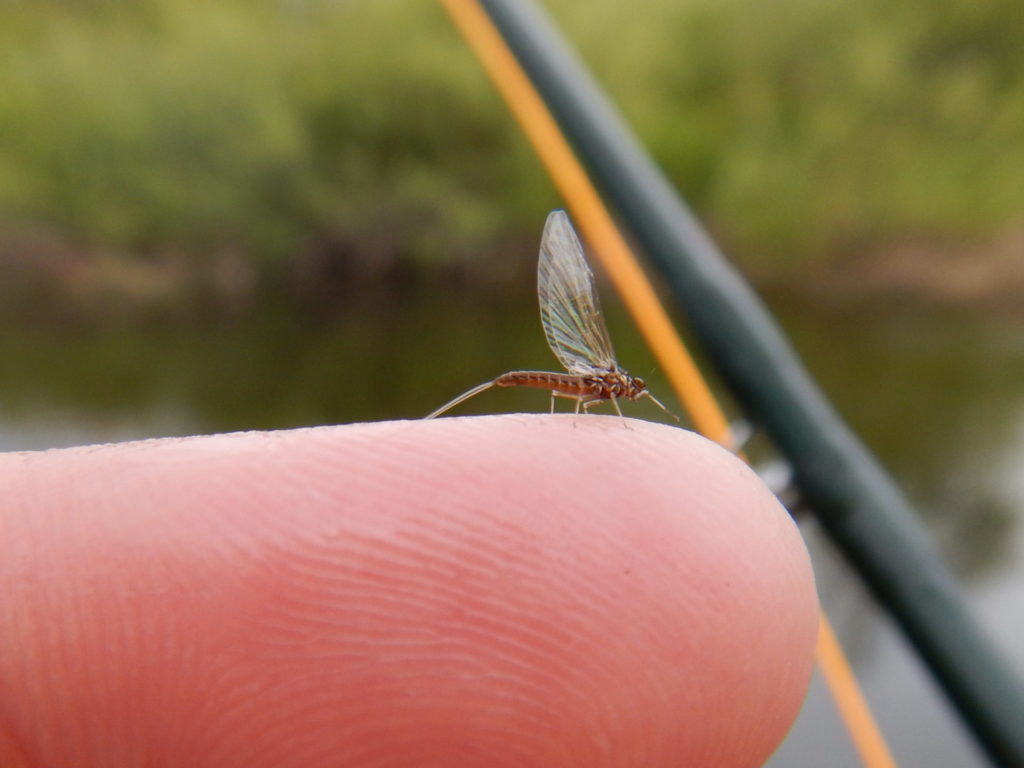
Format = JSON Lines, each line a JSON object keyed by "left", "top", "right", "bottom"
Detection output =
{"left": 1, "top": 286, "right": 1021, "bottom": 765}
{"left": 764, "top": 301, "right": 1024, "bottom": 767}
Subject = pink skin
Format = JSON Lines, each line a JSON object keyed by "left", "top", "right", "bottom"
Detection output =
{"left": 0, "top": 416, "right": 818, "bottom": 768}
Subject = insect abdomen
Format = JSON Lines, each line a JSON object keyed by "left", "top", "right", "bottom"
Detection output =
{"left": 494, "top": 371, "right": 590, "bottom": 395}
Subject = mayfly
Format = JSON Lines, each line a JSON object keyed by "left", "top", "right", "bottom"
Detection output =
{"left": 426, "top": 210, "right": 676, "bottom": 422}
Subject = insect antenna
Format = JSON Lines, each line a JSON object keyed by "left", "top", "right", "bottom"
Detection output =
{"left": 641, "top": 391, "right": 680, "bottom": 422}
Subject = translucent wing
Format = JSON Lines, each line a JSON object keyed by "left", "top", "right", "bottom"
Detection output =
{"left": 537, "top": 210, "right": 618, "bottom": 374}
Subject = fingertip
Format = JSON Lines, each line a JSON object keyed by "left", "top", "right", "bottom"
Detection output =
{"left": 1, "top": 417, "right": 817, "bottom": 767}
{"left": 397, "top": 415, "right": 818, "bottom": 761}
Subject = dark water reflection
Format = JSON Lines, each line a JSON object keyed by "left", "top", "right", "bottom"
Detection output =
{"left": 771, "top": 300, "right": 1024, "bottom": 581}
{"left": 1, "top": 287, "right": 1022, "bottom": 765}
{"left": 763, "top": 297, "right": 1024, "bottom": 767}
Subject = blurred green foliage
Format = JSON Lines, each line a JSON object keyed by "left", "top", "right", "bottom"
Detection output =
{"left": 0, "top": 0, "right": 1021, "bottom": 272}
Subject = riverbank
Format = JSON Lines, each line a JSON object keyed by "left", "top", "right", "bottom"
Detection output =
{"left": 756, "top": 224, "right": 1024, "bottom": 315}
{"left": 2, "top": 222, "right": 1022, "bottom": 328}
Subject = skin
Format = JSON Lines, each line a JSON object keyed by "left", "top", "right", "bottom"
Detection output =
{"left": 0, "top": 416, "right": 818, "bottom": 768}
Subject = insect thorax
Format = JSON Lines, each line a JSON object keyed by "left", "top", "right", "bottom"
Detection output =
{"left": 582, "top": 371, "right": 647, "bottom": 400}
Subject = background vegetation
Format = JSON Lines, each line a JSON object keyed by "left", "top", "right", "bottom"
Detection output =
{"left": 0, "top": 0, "right": 1021, "bottom": 311}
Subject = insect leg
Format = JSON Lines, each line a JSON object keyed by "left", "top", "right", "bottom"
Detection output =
{"left": 551, "top": 390, "right": 577, "bottom": 414}
{"left": 609, "top": 395, "right": 630, "bottom": 428}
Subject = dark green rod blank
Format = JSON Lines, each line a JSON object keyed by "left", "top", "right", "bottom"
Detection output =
{"left": 474, "top": 0, "right": 1024, "bottom": 765}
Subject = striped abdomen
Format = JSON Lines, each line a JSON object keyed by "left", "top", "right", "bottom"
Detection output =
{"left": 494, "top": 370, "right": 647, "bottom": 401}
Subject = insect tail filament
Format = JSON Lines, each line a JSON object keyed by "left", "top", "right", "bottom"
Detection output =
{"left": 424, "top": 380, "right": 498, "bottom": 420}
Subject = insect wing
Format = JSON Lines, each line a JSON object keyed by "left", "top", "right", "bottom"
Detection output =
{"left": 537, "top": 210, "right": 618, "bottom": 374}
